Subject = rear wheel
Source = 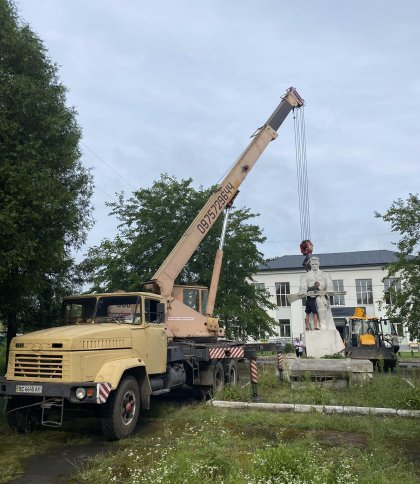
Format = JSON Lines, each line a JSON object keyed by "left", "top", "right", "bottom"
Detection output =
{"left": 193, "top": 386, "right": 212, "bottom": 401}
{"left": 226, "top": 360, "right": 238, "bottom": 385}
{"left": 101, "top": 376, "right": 140, "bottom": 440}
{"left": 213, "top": 361, "right": 225, "bottom": 393}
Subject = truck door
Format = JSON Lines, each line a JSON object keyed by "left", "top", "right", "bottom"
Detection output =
{"left": 144, "top": 297, "right": 167, "bottom": 374}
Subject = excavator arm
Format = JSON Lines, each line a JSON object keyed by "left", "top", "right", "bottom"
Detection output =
{"left": 151, "top": 87, "right": 304, "bottom": 298}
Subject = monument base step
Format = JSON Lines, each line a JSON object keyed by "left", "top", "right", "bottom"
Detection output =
{"left": 304, "top": 329, "right": 345, "bottom": 358}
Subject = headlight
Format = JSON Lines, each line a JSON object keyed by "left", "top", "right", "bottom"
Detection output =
{"left": 75, "top": 387, "right": 87, "bottom": 400}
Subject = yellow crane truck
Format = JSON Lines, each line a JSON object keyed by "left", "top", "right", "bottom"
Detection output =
{"left": 0, "top": 88, "right": 304, "bottom": 439}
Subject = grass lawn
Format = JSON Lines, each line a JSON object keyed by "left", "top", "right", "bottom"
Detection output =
{"left": 1, "top": 368, "right": 419, "bottom": 483}
{"left": 72, "top": 401, "right": 420, "bottom": 483}
{"left": 399, "top": 351, "right": 420, "bottom": 359}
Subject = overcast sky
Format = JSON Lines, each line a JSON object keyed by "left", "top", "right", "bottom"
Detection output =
{"left": 16, "top": 0, "right": 420, "bottom": 260}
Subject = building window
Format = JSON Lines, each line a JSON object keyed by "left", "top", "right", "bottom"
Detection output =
{"left": 279, "top": 319, "right": 291, "bottom": 337}
{"left": 356, "top": 279, "right": 373, "bottom": 305}
{"left": 384, "top": 278, "right": 401, "bottom": 305}
{"left": 330, "top": 279, "right": 345, "bottom": 306}
{"left": 275, "top": 282, "right": 290, "bottom": 307}
{"left": 252, "top": 282, "right": 265, "bottom": 292}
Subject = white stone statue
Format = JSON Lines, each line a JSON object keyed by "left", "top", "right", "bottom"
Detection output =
{"left": 298, "top": 256, "right": 337, "bottom": 331}
{"left": 287, "top": 256, "right": 346, "bottom": 357}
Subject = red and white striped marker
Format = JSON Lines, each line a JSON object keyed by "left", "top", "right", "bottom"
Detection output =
{"left": 96, "top": 382, "right": 112, "bottom": 404}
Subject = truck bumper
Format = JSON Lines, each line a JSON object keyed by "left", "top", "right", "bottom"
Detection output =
{"left": 0, "top": 377, "right": 112, "bottom": 404}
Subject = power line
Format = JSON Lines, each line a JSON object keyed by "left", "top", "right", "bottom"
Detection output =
{"left": 262, "top": 233, "right": 395, "bottom": 244}
{"left": 81, "top": 141, "right": 138, "bottom": 191}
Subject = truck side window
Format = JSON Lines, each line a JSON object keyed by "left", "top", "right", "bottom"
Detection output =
{"left": 183, "top": 289, "right": 199, "bottom": 311}
{"left": 201, "top": 290, "right": 208, "bottom": 315}
{"left": 145, "top": 298, "right": 161, "bottom": 323}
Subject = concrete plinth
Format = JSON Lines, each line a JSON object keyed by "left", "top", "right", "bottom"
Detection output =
{"left": 305, "top": 329, "right": 345, "bottom": 358}
{"left": 286, "top": 358, "right": 373, "bottom": 387}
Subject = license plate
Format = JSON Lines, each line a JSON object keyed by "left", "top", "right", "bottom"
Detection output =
{"left": 16, "top": 385, "right": 43, "bottom": 394}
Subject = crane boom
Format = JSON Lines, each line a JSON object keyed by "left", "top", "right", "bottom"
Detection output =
{"left": 151, "top": 87, "right": 304, "bottom": 298}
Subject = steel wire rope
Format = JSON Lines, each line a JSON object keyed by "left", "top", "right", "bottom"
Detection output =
{"left": 293, "top": 107, "right": 311, "bottom": 242}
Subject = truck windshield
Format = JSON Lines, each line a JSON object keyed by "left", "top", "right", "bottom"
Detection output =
{"left": 381, "top": 320, "right": 397, "bottom": 336}
{"left": 60, "top": 298, "right": 97, "bottom": 325}
{"left": 95, "top": 296, "right": 141, "bottom": 324}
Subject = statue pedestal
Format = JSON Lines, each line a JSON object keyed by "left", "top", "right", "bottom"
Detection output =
{"left": 305, "top": 329, "right": 345, "bottom": 358}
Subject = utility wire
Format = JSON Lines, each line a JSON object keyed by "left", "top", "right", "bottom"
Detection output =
{"left": 81, "top": 141, "right": 138, "bottom": 191}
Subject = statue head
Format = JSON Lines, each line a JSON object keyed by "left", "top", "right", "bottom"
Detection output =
{"left": 309, "top": 256, "right": 320, "bottom": 271}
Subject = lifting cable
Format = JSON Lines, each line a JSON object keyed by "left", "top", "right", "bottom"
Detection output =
{"left": 293, "top": 106, "right": 313, "bottom": 266}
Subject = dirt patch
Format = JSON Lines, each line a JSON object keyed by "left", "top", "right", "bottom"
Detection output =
{"left": 314, "top": 429, "right": 368, "bottom": 448}
{"left": 226, "top": 422, "right": 368, "bottom": 450}
{"left": 9, "top": 442, "right": 110, "bottom": 484}
{"left": 388, "top": 437, "right": 420, "bottom": 477}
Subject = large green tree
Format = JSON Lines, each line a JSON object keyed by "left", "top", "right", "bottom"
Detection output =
{"left": 375, "top": 193, "right": 420, "bottom": 339}
{"left": 0, "top": 0, "right": 93, "bottom": 349}
{"left": 82, "top": 174, "right": 276, "bottom": 339}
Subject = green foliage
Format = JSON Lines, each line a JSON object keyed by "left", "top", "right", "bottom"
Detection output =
{"left": 321, "top": 352, "right": 345, "bottom": 359}
{"left": 0, "top": 0, "right": 93, "bottom": 335}
{"left": 0, "top": 340, "right": 6, "bottom": 375}
{"left": 82, "top": 174, "right": 276, "bottom": 338}
{"left": 375, "top": 193, "right": 420, "bottom": 339}
{"left": 284, "top": 342, "right": 295, "bottom": 354}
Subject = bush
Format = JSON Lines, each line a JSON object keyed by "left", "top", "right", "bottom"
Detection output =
{"left": 284, "top": 343, "right": 294, "bottom": 354}
{"left": 0, "top": 341, "right": 6, "bottom": 375}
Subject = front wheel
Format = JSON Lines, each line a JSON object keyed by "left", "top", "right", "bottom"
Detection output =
{"left": 101, "top": 376, "right": 140, "bottom": 440}
{"left": 6, "top": 397, "right": 40, "bottom": 434}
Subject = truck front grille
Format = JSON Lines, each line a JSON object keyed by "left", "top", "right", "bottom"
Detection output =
{"left": 13, "top": 353, "right": 65, "bottom": 379}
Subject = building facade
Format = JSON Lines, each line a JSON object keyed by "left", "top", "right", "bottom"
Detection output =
{"left": 252, "top": 250, "right": 409, "bottom": 346}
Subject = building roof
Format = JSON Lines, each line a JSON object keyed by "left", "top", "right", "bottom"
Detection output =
{"left": 259, "top": 250, "right": 399, "bottom": 271}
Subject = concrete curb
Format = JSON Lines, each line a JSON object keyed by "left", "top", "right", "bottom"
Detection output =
{"left": 209, "top": 400, "right": 420, "bottom": 417}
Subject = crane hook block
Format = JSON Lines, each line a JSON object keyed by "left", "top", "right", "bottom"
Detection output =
{"left": 300, "top": 240, "right": 313, "bottom": 255}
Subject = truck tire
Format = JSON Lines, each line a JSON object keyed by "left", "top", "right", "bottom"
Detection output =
{"left": 193, "top": 386, "right": 212, "bottom": 401}
{"left": 101, "top": 376, "right": 140, "bottom": 440}
{"left": 213, "top": 361, "right": 225, "bottom": 393}
{"left": 226, "top": 360, "right": 238, "bottom": 385}
{"left": 6, "top": 397, "right": 40, "bottom": 434}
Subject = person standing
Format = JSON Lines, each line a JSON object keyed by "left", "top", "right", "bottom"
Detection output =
{"left": 305, "top": 281, "right": 320, "bottom": 330}
{"left": 299, "top": 256, "right": 335, "bottom": 331}
{"left": 294, "top": 337, "right": 304, "bottom": 357}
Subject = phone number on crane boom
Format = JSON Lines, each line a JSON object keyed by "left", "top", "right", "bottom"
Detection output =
{"left": 196, "top": 182, "right": 235, "bottom": 235}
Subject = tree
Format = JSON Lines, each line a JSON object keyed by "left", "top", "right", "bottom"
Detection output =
{"left": 0, "top": 0, "right": 94, "bottom": 351}
{"left": 82, "top": 174, "right": 276, "bottom": 339}
{"left": 375, "top": 193, "right": 420, "bottom": 339}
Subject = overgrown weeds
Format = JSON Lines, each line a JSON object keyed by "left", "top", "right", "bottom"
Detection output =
{"left": 73, "top": 407, "right": 420, "bottom": 483}
{"left": 221, "top": 364, "right": 420, "bottom": 410}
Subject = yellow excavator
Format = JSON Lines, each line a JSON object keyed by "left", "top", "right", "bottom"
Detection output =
{"left": 344, "top": 307, "right": 400, "bottom": 370}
